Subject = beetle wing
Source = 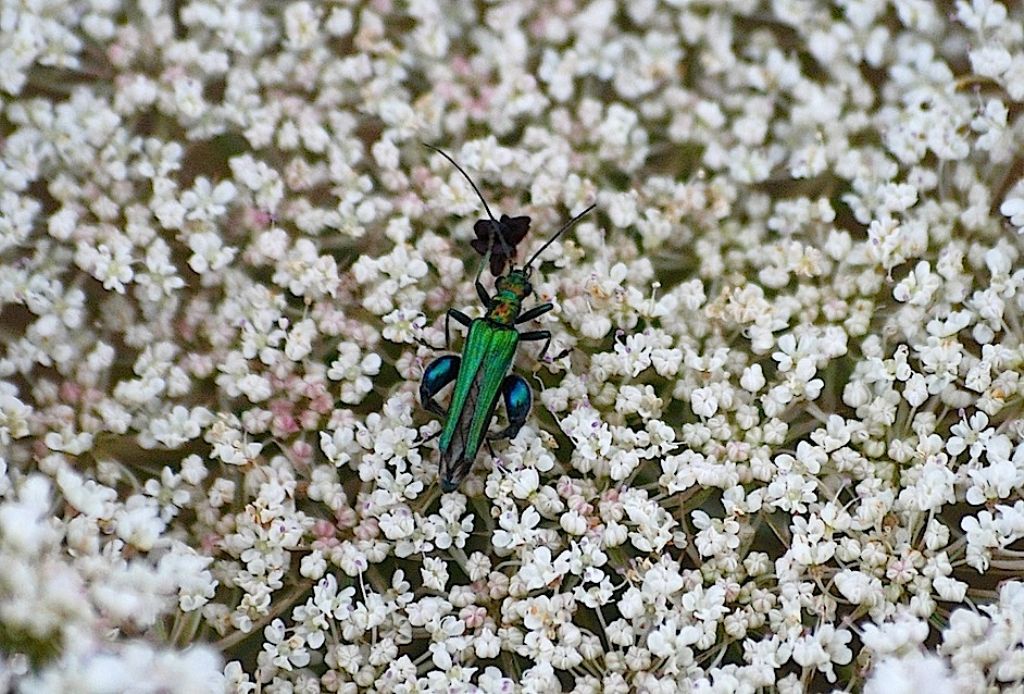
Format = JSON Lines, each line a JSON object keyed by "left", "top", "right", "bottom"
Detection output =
{"left": 439, "top": 319, "right": 518, "bottom": 485}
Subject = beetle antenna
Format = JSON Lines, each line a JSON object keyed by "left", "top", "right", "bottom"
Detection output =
{"left": 524, "top": 203, "right": 597, "bottom": 270}
{"left": 424, "top": 143, "right": 498, "bottom": 222}
{"left": 424, "top": 143, "right": 513, "bottom": 271}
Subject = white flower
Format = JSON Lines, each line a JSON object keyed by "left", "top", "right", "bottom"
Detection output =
{"left": 740, "top": 364, "right": 766, "bottom": 393}
{"left": 492, "top": 506, "right": 541, "bottom": 552}
{"left": 88, "top": 241, "right": 135, "bottom": 293}
{"left": 145, "top": 405, "right": 211, "bottom": 448}
{"left": 181, "top": 177, "right": 236, "bottom": 221}
{"left": 690, "top": 386, "right": 718, "bottom": 418}
{"left": 835, "top": 570, "right": 884, "bottom": 605}
{"left": 421, "top": 556, "right": 449, "bottom": 592}
{"left": 560, "top": 509, "right": 587, "bottom": 535}
{"left": 956, "top": 0, "right": 1007, "bottom": 30}
{"left": 328, "top": 343, "right": 382, "bottom": 404}
{"left": 113, "top": 495, "right": 166, "bottom": 551}
{"left": 965, "top": 458, "right": 1021, "bottom": 505}
{"left": 969, "top": 45, "right": 1012, "bottom": 79}
{"left": 1000, "top": 184, "right": 1024, "bottom": 231}
{"left": 187, "top": 231, "right": 236, "bottom": 274}
{"left": 947, "top": 411, "right": 991, "bottom": 460}
{"left": 382, "top": 308, "right": 425, "bottom": 343}
{"left": 283, "top": 318, "right": 316, "bottom": 361}
{"left": 899, "top": 459, "right": 955, "bottom": 512}
{"left": 283, "top": 2, "right": 320, "bottom": 50}
{"left": 864, "top": 651, "right": 956, "bottom": 694}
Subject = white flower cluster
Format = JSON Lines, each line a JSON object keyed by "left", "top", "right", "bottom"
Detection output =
{"left": 4, "top": 0, "right": 1024, "bottom": 691}
{"left": 0, "top": 466, "right": 220, "bottom": 691}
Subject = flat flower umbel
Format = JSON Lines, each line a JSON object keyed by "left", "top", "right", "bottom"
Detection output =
{"left": 7, "top": 0, "right": 1024, "bottom": 690}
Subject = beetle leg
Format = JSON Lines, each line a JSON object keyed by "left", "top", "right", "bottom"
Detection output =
{"left": 420, "top": 355, "right": 460, "bottom": 417}
{"left": 520, "top": 329, "right": 571, "bottom": 361}
{"left": 445, "top": 309, "right": 473, "bottom": 348}
{"left": 416, "top": 428, "right": 442, "bottom": 445}
{"left": 518, "top": 329, "right": 554, "bottom": 360}
{"left": 550, "top": 346, "right": 572, "bottom": 360}
{"left": 489, "top": 374, "right": 532, "bottom": 442}
{"left": 476, "top": 280, "right": 491, "bottom": 308}
{"left": 515, "top": 302, "right": 553, "bottom": 325}
{"left": 485, "top": 439, "right": 511, "bottom": 474}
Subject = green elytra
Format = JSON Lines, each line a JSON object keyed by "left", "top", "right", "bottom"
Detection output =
{"left": 420, "top": 146, "right": 596, "bottom": 492}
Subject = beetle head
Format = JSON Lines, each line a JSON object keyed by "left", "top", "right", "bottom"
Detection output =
{"left": 496, "top": 270, "right": 533, "bottom": 299}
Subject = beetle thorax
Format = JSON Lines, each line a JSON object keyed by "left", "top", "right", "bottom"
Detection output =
{"left": 486, "top": 270, "right": 532, "bottom": 325}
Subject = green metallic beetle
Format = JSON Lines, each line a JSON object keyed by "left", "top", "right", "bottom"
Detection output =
{"left": 420, "top": 147, "right": 596, "bottom": 492}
